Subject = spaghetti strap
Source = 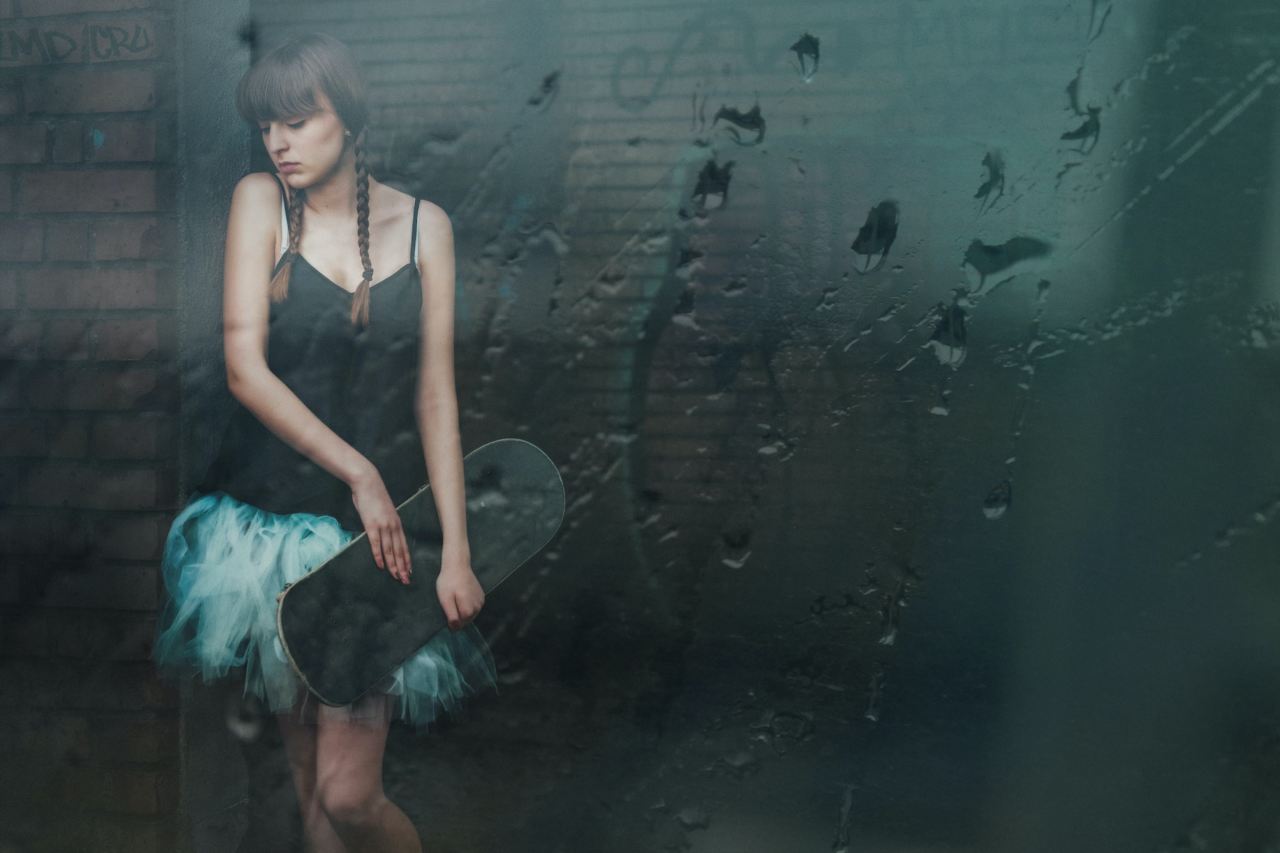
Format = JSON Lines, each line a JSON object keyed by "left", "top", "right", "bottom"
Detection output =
{"left": 269, "top": 172, "right": 289, "bottom": 263}
{"left": 409, "top": 198, "right": 420, "bottom": 267}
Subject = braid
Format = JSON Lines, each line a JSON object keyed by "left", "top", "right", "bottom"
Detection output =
{"left": 351, "top": 126, "right": 373, "bottom": 328}
{"left": 269, "top": 183, "right": 306, "bottom": 303}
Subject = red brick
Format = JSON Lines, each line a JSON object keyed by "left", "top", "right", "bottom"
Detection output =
{"left": 44, "top": 316, "right": 92, "bottom": 358}
{"left": 92, "top": 216, "right": 166, "bottom": 260}
{"left": 95, "top": 316, "right": 158, "bottom": 360}
{"left": 24, "top": 0, "right": 158, "bottom": 17}
{"left": 24, "top": 66, "right": 155, "bottom": 113}
{"left": 111, "top": 716, "right": 180, "bottom": 764}
{"left": 0, "top": 24, "right": 51, "bottom": 65}
{"left": 113, "top": 715, "right": 177, "bottom": 763}
{"left": 0, "top": 78, "right": 16, "bottom": 114}
{"left": 20, "top": 168, "right": 159, "bottom": 212}
{"left": 0, "top": 507, "right": 168, "bottom": 560}
{"left": 59, "top": 764, "right": 176, "bottom": 815}
{"left": 86, "top": 117, "right": 156, "bottom": 162}
{"left": 21, "top": 363, "right": 172, "bottom": 410}
{"left": 51, "top": 118, "right": 84, "bottom": 162}
{"left": 45, "top": 218, "right": 89, "bottom": 260}
{"left": 0, "top": 507, "right": 91, "bottom": 555}
{"left": 0, "top": 659, "right": 172, "bottom": 711}
{"left": 0, "top": 123, "right": 46, "bottom": 163}
{"left": 25, "top": 266, "right": 160, "bottom": 309}
{"left": 13, "top": 460, "right": 160, "bottom": 509}
{"left": 0, "top": 711, "right": 89, "bottom": 766}
{"left": 92, "top": 412, "right": 173, "bottom": 458}
{"left": 0, "top": 711, "right": 176, "bottom": 765}
{"left": 0, "top": 412, "right": 89, "bottom": 456}
{"left": 0, "top": 19, "right": 165, "bottom": 65}
{"left": 4, "top": 607, "right": 156, "bottom": 657}
{"left": 94, "top": 511, "right": 168, "bottom": 560}
{"left": 80, "top": 814, "right": 179, "bottom": 853}
{"left": 0, "top": 217, "right": 42, "bottom": 260}
{"left": 0, "top": 312, "right": 41, "bottom": 357}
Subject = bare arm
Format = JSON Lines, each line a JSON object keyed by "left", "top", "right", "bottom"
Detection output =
{"left": 221, "top": 173, "right": 373, "bottom": 489}
{"left": 413, "top": 204, "right": 470, "bottom": 565}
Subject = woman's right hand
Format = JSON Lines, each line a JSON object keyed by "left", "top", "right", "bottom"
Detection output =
{"left": 348, "top": 466, "right": 412, "bottom": 585}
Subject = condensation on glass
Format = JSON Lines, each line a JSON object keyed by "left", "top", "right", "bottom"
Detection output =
{"left": 164, "top": 2, "right": 1280, "bottom": 851}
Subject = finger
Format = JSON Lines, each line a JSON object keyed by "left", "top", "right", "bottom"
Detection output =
{"left": 368, "top": 529, "right": 384, "bottom": 570}
{"left": 441, "top": 596, "right": 459, "bottom": 630}
{"left": 395, "top": 525, "right": 411, "bottom": 582}
{"left": 381, "top": 522, "right": 399, "bottom": 579}
{"left": 371, "top": 529, "right": 388, "bottom": 572}
{"left": 388, "top": 522, "right": 404, "bottom": 581}
{"left": 379, "top": 528, "right": 393, "bottom": 575}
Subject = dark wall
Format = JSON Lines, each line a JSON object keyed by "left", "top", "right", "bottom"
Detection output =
{"left": 223, "top": 3, "right": 1280, "bottom": 850}
{"left": 4, "top": 0, "right": 1280, "bottom": 850}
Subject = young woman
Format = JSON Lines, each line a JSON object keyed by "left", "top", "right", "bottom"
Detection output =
{"left": 153, "top": 32, "right": 497, "bottom": 852}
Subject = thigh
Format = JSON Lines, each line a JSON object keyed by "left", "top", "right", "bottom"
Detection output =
{"left": 315, "top": 695, "right": 393, "bottom": 797}
{"left": 276, "top": 707, "right": 319, "bottom": 803}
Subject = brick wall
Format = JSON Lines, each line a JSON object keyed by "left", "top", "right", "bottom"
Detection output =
{"left": 0, "top": 1, "right": 181, "bottom": 850}
{"left": 0, "top": 0, "right": 1180, "bottom": 848}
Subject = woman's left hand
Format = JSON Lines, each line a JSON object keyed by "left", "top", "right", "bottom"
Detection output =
{"left": 436, "top": 550, "right": 484, "bottom": 631}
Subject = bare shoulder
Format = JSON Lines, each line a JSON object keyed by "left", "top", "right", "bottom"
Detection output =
{"left": 412, "top": 199, "right": 453, "bottom": 270}
{"left": 224, "top": 173, "right": 283, "bottom": 270}
{"left": 414, "top": 197, "right": 447, "bottom": 218}
{"left": 415, "top": 199, "right": 452, "bottom": 237}
{"left": 232, "top": 171, "right": 282, "bottom": 204}
{"left": 227, "top": 172, "right": 283, "bottom": 234}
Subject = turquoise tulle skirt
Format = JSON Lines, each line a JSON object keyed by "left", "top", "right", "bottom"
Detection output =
{"left": 152, "top": 490, "right": 499, "bottom": 729}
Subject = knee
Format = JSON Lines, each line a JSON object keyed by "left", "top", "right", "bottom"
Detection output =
{"left": 316, "top": 782, "right": 384, "bottom": 828}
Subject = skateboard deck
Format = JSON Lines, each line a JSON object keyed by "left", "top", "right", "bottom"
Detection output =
{"left": 276, "top": 437, "right": 564, "bottom": 707}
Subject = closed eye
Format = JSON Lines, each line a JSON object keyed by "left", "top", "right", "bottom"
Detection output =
{"left": 259, "top": 119, "right": 307, "bottom": 134}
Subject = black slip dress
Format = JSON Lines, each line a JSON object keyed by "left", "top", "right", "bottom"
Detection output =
{"left": 196, "top": 173, "right": 426, "bottom": 534}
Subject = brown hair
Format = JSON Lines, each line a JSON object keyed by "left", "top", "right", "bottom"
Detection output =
{"left": 235, "top": 32, "right": 378, "bottom": 328}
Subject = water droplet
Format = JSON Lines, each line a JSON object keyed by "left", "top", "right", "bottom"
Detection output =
{"left": 789, "top": 32, "right": 820, "bottom": 82}
{"left": 983, "top": 479, "right": 1012, "bottom": 519}
{"left": 676, "top": 805, "right": 709, "bottom": 829}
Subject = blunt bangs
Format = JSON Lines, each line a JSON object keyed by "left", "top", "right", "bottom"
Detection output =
{"left": 235, "top": 55, "right": 322, "bottom": 126}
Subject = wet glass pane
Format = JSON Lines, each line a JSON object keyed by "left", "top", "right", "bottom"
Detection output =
{"left": 235, "top": 4, "right": 1280, "bottom": 846}
{"left": 7, "top": 0, "right": 1280, "bottom": 850}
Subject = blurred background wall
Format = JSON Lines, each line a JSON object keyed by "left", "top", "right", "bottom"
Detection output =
{"left": 2, "top": 0, "right": 1280, "bottom": 850}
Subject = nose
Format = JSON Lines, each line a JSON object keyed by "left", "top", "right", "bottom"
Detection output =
{"left": 264, "top": 125, "right": 288, "bottom": 156}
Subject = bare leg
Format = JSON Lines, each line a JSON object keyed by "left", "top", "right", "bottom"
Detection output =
{"left": 277, "top": 700, "right": 348, "bottom": 853}
{"left": 315, "top": 695, "right": 422, "bottom": 853}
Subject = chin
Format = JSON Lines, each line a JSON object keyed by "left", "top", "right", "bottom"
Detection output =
{"left": 280, "top": 171, "right": 317, "bottom": 189}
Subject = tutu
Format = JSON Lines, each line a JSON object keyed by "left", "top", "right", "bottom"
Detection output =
{"left": 152, "top": 490, "right": 499, "bottom": 729}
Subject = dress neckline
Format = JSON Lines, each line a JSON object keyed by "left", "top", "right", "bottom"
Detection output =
{"left": 279, "top": 253, "right": 417, "bottom": 296}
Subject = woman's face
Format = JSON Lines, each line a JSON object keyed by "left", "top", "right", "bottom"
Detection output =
{"left": 258, "top": 89, "right": 349, "bottom": 186}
